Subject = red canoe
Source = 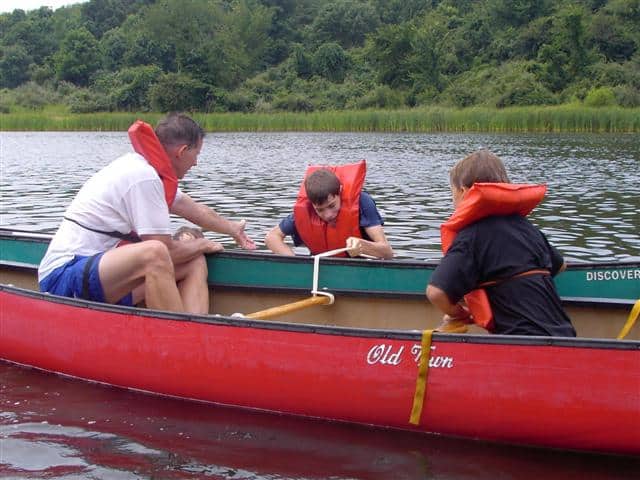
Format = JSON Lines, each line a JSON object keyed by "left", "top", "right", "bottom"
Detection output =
{"left": 1, "top": 285, "right": 638, "bottom": 456}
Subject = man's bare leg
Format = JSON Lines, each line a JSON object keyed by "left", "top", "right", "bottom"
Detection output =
{"left": 175, "top": 254, "right": 209, "bottom": 314}
{"left": 99, "top": 240, "right": 184, "bottom": 312}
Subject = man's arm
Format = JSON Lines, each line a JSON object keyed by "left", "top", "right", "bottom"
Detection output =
{"left": 170, "top": 193, "right": 256, "bottom": 249}
{"left": 347, "top": 225, "right": 394, "bottom": 259}
{"left": 265, "top": 226, "right": 295, "bottom": 256}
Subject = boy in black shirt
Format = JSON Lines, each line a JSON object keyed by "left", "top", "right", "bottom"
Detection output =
{"left": 426, "top": 149, "right": 576, "bottom": 337}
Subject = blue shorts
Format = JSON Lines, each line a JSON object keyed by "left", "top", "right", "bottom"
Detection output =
{"left": 39, "top": 253, "right": 133, "bottom": 306}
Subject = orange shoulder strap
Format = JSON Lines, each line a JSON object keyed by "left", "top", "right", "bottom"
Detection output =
{"left": 128, "top": 120, "right": 178, "bottom": 207}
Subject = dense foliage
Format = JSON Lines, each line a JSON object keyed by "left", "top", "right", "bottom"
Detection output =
{"left": 1, "top": 0, "right": 638, "bottom": 113}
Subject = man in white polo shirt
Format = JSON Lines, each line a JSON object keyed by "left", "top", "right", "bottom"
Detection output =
{"left": 38, "top": 113, "right": 255, "bottom": 314}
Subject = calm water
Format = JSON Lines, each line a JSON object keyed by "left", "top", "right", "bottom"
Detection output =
{"left": 1, "top": 362, "right": 639, "bottom": 480}
{"left": 1, "top": 131, "right": 639, "bottom": 261}
{"left": 1, "top": 132, "right": 639, "bottom": 479}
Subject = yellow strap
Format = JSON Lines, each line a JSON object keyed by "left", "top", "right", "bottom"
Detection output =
{"left": 409, "top": 329, "right": 433, "bottom": 425}
{"left": 617, "top": 299, "right": 640, "bottom": 340}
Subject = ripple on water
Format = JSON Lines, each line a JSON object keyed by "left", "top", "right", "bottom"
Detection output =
{"left": 1, "top": 131, "right": 639, "bottom": 262}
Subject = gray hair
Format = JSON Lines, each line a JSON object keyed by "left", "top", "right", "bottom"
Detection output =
{"left": 155, "top": 113, "right": 205, "bottom": 149}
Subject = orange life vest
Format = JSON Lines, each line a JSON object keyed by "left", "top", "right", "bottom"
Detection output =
{"left": 65, "top": 122, "right": 177, "bottom": 246}
{"left": 293, "top": 160, "right": 366, "bottom": 255}
{"left": 128, "top": 120, "right": 178, "bottom": 207}
{"left": 440, "top": 182, "right": 547, "bottom": 331}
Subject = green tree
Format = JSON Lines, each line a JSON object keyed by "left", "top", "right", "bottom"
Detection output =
{"left": 488, "top": 0, "right": 551, "bottom": 27}
{"left": 310, "top": 0, "right": 380, "bottom": 48}
{"left": 366, "top": 23, "right": 415, "bottom": 88}
{"left": 536, "top": 44, "right": 570, "bottom": 92}
{"left": 99, "top": 28, "right": 127, "bottom": 71}
{"left": 534, "top": 5, "right": 589, "bottom": 92}
{"left": 54, "top": 27, "right": 100, "bottom": 86}
{"left": 559, "top": 5, "right": 589, "bottom": 77}
{"left": 141, "top": 0, "right": 239, "bottom": 87}
{"left": 0, "top": 45, "right": 32, "bottom": 88}
{"left": 312, "top": 42, "right": 349, "bottom": 82}
{"left": 590, "top": 12, "right": 637, "bottom": 61}
{"left": 584, "top": 86, "right": 617, "bottom": 106}
{"left": 371, "top": 0, "right": 431, "bottom": 24}
{"left": 110, "top": 65, "right": 162, "bottom": 110}
{"left": 290, "top": 44, "right": 313, "bottom": 78}
{"left": 2, "top": 7, "right": 56, "bottom": 64}
{"left": 226, "top": 0, "right": 276, "bottom": 73}
{"left": 81, "top": 0, "right": 151, "bottom": 38}
{"left": 149, "top": 72, "right": 213, "bottom": 111}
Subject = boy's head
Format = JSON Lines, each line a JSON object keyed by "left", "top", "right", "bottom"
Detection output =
{"left": 305, "top": 169, "right": 342, "bottom": 224}
{"left": 450, "top": 149, "right": 510, "bottom": 190}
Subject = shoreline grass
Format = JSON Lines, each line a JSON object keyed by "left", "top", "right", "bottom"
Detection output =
{"left": 1, "top": 105, "right": 638, "bottom": 133}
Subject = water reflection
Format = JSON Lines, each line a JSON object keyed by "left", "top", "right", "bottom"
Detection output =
{"left": 1, "top": 132, "right": 638, "bottom": 261}
{"left": 1, "top": 362, "right": 638, "bottom": 480}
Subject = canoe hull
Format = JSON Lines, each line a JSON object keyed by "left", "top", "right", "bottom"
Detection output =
{"left": 1, "top": 287, "right": 638, "bottom": 456}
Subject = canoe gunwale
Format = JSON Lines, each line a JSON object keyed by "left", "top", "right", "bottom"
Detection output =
{"left": 2, "top": 260, "right": 636, "bottom": 307}
{"left": 4, "top": 228, "right": 639, "bottom": 270}
{"left": 1, "top": 283, "right": 638, "bottom": 351}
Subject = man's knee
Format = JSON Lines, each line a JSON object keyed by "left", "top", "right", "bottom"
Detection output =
{"left": 176, "top": 253, "right": 208, "bottom": 282}
{"left": 141, "top": 240, "right": 173, "bottom": 273}
{"left": 187, "top": 253, "right": 208, "bottom": 276}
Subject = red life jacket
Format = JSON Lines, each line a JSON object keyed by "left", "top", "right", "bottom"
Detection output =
{"left": 440, "top": 182, "right": 547, "bottom": 331}
{"left": 112, "top": 121, "right": 178, "bottom": 245}
{"left": 293, "top": 160, "right": 366, "bottom": 255}
{"left": 65, "top": 122, "right": 177, "bottom": 246}
{"left": 128, "top": 120, "right": 178, "bottom": 207}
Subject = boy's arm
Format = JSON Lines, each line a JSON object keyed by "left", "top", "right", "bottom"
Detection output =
{"left": 426, "top": 284, "right": 471, "bottom": 320}
{"left": 265, "top": 225, "right": 295, "bottom": 256}
{"left": 352, "top": 192, "right": 393, "bottom": 259}
{"left": 348, "top": 225, "right": 394, "bottom": 259}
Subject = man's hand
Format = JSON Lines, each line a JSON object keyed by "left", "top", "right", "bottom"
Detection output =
{"left": 231, "top": 219, "right": 257, "bottom": 250}
{"left": 204, "top": 240, "right": 225, "bottom": 254}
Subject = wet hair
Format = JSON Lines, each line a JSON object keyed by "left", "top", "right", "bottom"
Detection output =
{"left": 155, "top": 113, "right": 205, "bottom": 149}
{"left": 304, "top": 169, "right": 341, "bottom": 205}
{"left": 449, "top": 149, "right": 510, "bottom": 189}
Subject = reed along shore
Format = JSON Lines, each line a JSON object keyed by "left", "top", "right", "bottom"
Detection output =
{"left": 1, "top": 106, "right": 638, "bottom": 133}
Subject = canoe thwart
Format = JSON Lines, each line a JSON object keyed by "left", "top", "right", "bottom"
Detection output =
{"left": 245, "top": 295, "right": 333, "bottom": 320}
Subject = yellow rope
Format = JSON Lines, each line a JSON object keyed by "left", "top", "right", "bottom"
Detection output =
{"left": 617, "top": 299, "right": 640, "bottom": 340}
{"left": 409, "top": 329, "right": 433, "bottom": 425}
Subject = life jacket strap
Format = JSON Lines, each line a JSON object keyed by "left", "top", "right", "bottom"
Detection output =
{"left": 64, "top": 216, "right": 141, "bottom": 243}
{"left": 478, "top": 268, "right": 551, "bottom": 288}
